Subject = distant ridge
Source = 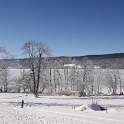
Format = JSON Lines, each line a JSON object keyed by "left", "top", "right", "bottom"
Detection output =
{"left": 51, "top": 53, "right": 124, "bottom": 69}
{"left": 1, "top": 53, "right": 124, "bottom": 69}
{"left": 72, "top": 53, "right": 124, "bottom": 60}
{"left": 2, "top": 52, "right": 124, "bottom": 60}
{"left": 55, "top": 53, "right": 124, "bottom": 61}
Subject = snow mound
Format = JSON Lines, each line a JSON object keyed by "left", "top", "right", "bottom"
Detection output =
{"left": 76, "top": 103, "right": 102, "bottom": 111}
{"left": 109, "top": 92, "right": 118, "bottom": 96}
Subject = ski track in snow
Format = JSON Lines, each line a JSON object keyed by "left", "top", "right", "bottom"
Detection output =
{"left": 0, "top": 102, "right": 124, "bottom": 124}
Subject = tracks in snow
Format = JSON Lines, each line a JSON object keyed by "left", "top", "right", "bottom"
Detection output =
{"left": 0, "top": 103, "right": 124, "bottom": 124}
{"left": 15, "top": 104, "right": 124, "bottom": 124}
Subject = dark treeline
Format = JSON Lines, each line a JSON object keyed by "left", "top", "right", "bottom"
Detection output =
{"left": 2, "top": 53, "right": 124, "bottom": 69}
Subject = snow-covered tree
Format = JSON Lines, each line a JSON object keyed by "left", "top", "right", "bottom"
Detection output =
{"left": 0, "top": 47, "right": 10, "bottom": 92}
{"left": 79, "top": 57, "right": 94, "bottom": 96}
{"left": 93, "top": 68, "right": 104, "bottom": 95}
{"left": 52, "top": 60, "right": 62, "bottom": 92}
{"left": 104, "top": 68, "right": 121, "bottom": 94}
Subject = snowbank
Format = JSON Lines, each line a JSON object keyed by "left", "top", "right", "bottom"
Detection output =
{"left": 76, "top": 103, "right": 105, "bottom": 111}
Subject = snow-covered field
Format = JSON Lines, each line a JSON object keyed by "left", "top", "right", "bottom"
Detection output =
{"left": 0, "top": 93, "right": 124, "bottom": 124}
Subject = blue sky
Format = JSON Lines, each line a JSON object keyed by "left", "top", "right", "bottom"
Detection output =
{"left": 0, "top": 0, "right": 124, "bottom": 57}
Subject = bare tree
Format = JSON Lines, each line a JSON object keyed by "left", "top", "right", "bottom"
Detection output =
{"left": 0, "top": 68, "right": 8, "bottom": 92}
{"left": 93, "top": 68, "right": 104, "bottom": 95}
{"left": 111, "top": 63, "right": 122, "bottom": 94}
{"left": 79, "top": 57, "right": 94, "bottom": 96}
{"left": 69, "top": 66, "right": 79, "bottom": 91}
{"left": 61, "top": 57, "right": 71, "bottom": 91}
{"left": 21, "top": 41, "right": 52, "bottom": 97}
{"left": 0, "top": 47, "right": 10, "bottom": 92}
{"left": 117, "top": 70, "right": 122, "bottom": 94}
{"left": 52, "top": 60, "right": 62, "bottom": 93}
{"left": 104, "top": 68, "right": 121, "bottom": 94}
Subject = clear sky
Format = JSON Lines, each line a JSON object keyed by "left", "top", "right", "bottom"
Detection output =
{"left": 0, "top": 0, "right": 124, "bottom": 57}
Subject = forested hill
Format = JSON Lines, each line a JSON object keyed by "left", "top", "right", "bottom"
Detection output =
{"left": 2, "top": 53, "right": 124, "bottom": 69}
{"left": 72, "top": 53, "right": 124, "bottom": 61}
{"left": 71, "top": 53, "right": 124, "bottom": 69}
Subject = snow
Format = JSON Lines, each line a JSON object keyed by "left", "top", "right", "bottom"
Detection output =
{"left": 0, "top": 93, "right": 124, "bottom": 124}
{"left": 8, "top": 69, "right": 30, "bottom": 77}
{"left": 1, "top": 69, "right": 123, "bottom": 123}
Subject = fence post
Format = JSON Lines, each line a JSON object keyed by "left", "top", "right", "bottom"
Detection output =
{"left": 21, "top": 100, "right": 24, "bottom": 108}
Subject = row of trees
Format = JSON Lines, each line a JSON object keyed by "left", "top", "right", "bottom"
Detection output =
{"left": 0, "top": 41, "right": 123, "bottom": 97}
{"left": 0, "top": 47, "right": 12, "bottom": 92}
